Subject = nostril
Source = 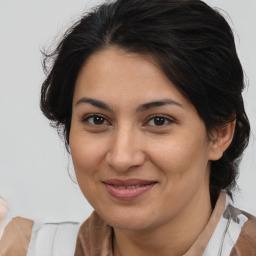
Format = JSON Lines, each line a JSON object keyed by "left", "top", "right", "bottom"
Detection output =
{"left": 106, "top": 150, "right": 146, "bottom": 172}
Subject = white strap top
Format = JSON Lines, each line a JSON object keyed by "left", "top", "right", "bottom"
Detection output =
{"left": 27, "top": 221, "right": 80, "bottom": 256}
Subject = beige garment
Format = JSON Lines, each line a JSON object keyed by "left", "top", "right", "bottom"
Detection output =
{"left": 230, "top": 211, "right": 256, "bottom": 256}
{"left": 75, "top": 195, "right": 226, "bottom": 255}
{"left": 75, "top": 212, "right": 113, "bottom": 256}
{"left": 0, "top": 217, "right": 33, "bottom": 256}
{"left": 74, "top": 193, "right": 256, "bottom": 256}
{"left": 1, "top": 193, "right": 256, "bottom": 256}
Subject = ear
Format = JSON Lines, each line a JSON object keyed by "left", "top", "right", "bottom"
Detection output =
{"left": 208, "top": 120, "right": 236, "bottom": 161}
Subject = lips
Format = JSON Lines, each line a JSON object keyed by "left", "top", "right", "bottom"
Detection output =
{"left": 102, "top": 179, "right": 157, "bottom": 200}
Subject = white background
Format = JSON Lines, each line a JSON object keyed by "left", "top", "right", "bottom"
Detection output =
{"left": 0, "top": 0, "right": 255, "bottom": 223}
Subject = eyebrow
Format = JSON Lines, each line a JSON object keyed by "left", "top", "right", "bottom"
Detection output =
{"left": 75, "top": 97, "right": 111, "bottom": 111}
{"left": 75, "top": 97, "right": 183, "bottom": 112}
{"left": 136, "top": 99, "right": 183, "bottom": 112}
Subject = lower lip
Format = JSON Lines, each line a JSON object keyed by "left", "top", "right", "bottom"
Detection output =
{"left": 104, "top": 183, "right": 156, "bottom": 200}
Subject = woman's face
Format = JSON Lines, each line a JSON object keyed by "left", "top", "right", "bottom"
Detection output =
{"left": 70, "top": 47, "right": 216, "bottom": 231}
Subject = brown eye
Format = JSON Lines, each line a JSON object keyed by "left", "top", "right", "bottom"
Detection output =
{"left": 153, "top": 117, "right": 166, "bottom": 126}
{"left": 83, "top": 115, "right": 109, "bottom": 126}
{"left": 147, "top": 116, "right": 173, "bottom": 127}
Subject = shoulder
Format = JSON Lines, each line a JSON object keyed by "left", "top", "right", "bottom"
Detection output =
{"left": 0, "top": 217, "right": 81, "bottom": 256}
{"left": 203, "top": 193, "right": 256, "bottom": 256}
{"left": 0, "top": 217, "right": 34, "bottom": 256}
{"left": 227, "top": 205, "right": 256, "bottom": 256}
{"left": 27, "top": 220, "right": 80, "bottom": 256}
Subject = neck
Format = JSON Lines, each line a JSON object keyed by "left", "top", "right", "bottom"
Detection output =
{"left": 113, "top": 182, "right": 212, "bottom": 256}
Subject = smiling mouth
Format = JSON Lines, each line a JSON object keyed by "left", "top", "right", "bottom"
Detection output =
{"left": 111, "top": 184, "right": 142, "bottom": 189}
{"left": 102, "top": 179, "right": 157, "bottom": 200}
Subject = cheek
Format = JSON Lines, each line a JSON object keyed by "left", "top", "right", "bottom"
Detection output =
{"left": 70, "top": 131, "right": 107, "bottom": 172}
{"left": 69, "top": 135, "right": 102, "bottom": 199}
{"left": 69, "top": 134, "right": 106, "bottom": 203}
{"left": 147, "top": 137, "right": 210, "bottom": 215}
{"left": 147, "top": 134, "right": 210, "bottom": 181}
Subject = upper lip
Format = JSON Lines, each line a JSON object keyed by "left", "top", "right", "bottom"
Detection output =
{"left": 102, "top": 179, "right": 157, "bottom": 186}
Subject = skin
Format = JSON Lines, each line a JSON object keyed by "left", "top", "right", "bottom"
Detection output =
{"left": 70, "top": 47, "right": 234, "bottom": 256}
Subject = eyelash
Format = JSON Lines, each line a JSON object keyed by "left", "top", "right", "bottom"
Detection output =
{"left": 145, "top": 115, "right": 174, "bottom": 127}
{"left": 82, "top": 114, "right": 110, "bottom": 126}
{"left": 82, "top": 114, "right": 174, "bottom": 128}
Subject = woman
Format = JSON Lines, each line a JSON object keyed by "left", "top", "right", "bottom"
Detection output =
{"left": 0, "top": 0, "right": 255, "bottom": 255}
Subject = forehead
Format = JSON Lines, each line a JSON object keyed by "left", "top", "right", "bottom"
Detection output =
{"left": 73, "top": 47, "right": 193, "bottom": 111}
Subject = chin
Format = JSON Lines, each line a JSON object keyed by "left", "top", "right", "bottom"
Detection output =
{"left": 110, "top": 219, "right": 152, "bottom": 231}
{"left": 98, "top": 207, "right": 156, "bottom": 231}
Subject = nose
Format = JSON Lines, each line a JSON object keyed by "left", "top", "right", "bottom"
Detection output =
{"left": 106, "top": 127, "right": 146, "bottom": 172}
